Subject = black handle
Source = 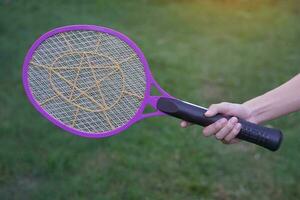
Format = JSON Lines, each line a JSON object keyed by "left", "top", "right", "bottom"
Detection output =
{"left": 157, "top": 97, "right": 283, "bottom": 151}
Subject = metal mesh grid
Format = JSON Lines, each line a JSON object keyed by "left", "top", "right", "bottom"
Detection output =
{"left": 28, "top": 30, "right": 146, "bottom": 133}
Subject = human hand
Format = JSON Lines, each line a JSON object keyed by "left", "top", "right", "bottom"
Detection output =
{"left": 180, "top": 102, "right": 256, "bottom": 144}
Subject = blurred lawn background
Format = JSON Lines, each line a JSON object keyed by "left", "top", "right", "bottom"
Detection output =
{"left": 1, "top": 0, "right": 300, "bottom": 199}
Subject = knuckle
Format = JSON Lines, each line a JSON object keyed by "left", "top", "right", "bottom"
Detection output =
{"left": 226, "top": 122, "right": 234, "bottom": 130}
{"left": 220, "top": 102, "right": 228, "bottom": 106}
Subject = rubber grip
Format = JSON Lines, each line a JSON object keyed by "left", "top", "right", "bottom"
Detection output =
{"left": 157, "top": 97, "right": 283, "bottom": 151}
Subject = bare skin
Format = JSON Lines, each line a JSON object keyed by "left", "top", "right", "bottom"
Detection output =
{"left": 180, "top": 74, "right": 300, "bottom": 144}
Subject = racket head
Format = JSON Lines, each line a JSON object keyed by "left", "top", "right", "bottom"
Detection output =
{"left": 22, "top": 25, "right": 171, "bottom": 138}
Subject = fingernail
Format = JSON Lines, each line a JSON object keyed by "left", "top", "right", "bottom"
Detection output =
{"left": 230, "top": 117, "right": 238, "bottom": 123}
{"left": 236, "top": 123, "right": 242, "bottom": 130}
{"left": 205, "top": 111, "right": 211, "bottom": 116}
{"left": 181, "top": 121, "right": 186, "bottom": 127}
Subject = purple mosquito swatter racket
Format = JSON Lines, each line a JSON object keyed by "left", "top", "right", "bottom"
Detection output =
{"left": 22, "top": 25, "right": 283, "bottom": 151}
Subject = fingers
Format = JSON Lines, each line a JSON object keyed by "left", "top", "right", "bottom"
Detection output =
{"left": 180, "top": 121, "right": 190, "bottom": 128}
{"left": 180, "top": 101, "right": 243, "bottom": 145}
{"left": 180, "top": 121, "right": 194, "bottom": 128}
{"left": 205, "top": 102, "right": 232, "bottom": 117}
{"left": 203, "top": 118, "right": 227, "bottom": 137}
{"left": 203, "top": 117, "right": 241, "bottom": 144}
{"left": 204, "top": 102, "right": 243, "bottom": 144}
{"left": 215, "top": 117, "right": 238, "bottom": 140}
{"left": 223, "top": 123, "right": 242, "bottom": 143}
{"left": 222, "top": 138, "right": 240, "bottom": 145}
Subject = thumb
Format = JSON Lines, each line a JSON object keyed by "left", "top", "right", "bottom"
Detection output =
{"left": 205, "top": 103, "right": 231, "bottom": 117}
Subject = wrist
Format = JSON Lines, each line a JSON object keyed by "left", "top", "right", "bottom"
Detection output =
{"left": 242, "top": 101, "right": 260, "bottom": 124}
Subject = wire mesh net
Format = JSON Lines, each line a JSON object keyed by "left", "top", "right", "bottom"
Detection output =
{"left": 28, "top": 30, "right": 146, "bottom": 133}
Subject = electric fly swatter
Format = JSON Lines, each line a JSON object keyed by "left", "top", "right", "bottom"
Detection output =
{"left": 22, "top": 25, "right": 283, "bottom": 151}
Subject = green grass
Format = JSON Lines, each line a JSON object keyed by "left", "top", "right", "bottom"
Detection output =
{"left": 1, "top": 0, "right": 300, "bottom": 199}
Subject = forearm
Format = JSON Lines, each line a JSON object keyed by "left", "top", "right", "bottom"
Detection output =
{"left": 243, "top": 74, "right": 300, "bottom": 124}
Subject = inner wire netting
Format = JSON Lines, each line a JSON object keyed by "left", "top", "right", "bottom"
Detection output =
{"left": 28, "top": 30, "right": 146, "bottom": 133}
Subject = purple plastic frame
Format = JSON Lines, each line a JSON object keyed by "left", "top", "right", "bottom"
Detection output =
{"left": 22, "top": 25, "right": 173, "bottom": 138}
